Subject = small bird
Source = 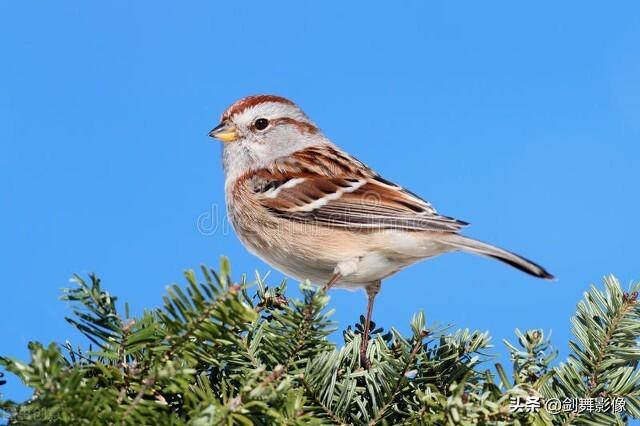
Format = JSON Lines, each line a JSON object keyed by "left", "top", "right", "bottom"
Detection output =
{"left": 209, "top": 95, "right": 553, "bottom": 366}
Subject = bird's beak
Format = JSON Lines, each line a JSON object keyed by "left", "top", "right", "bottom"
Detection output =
{"left": 208, "top": 121, "right": 238, "bottom": 142}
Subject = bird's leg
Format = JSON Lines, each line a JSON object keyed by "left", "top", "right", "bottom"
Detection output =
{"left": 322, "top": 272, "right": 342, "bottom": 292}
{"left": 360, "top": 280, "right": 381, "bottom": 369}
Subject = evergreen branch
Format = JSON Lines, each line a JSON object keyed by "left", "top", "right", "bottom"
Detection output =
{"left": 122, "top": 376, "right": 155, "bottom": 422}
{"left": 587, "top": 292, "right": 636, "bottom": 395}
{"left": 2, "top": 266, "right": 639, "bottom": 425}
{"left": 560, "top": 278, "right": 640, "bottom": 425}
{"left": 162, "top": 289, "right": 226, "bottom": 362}
{"left": 368, "top": 334, "right": 424, "bottom": 425}
{"left": 301, "top": 375, "right": 347, "bottom": 425}
{"left": 282, "top": 297, "right": 316, "bottom": 373}
{"left": 237, "top": 334, "right": 263, "bottom": 370}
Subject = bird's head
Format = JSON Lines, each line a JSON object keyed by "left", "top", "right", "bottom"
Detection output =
{"left": 209, "top": 95, "right": 328, "bottom": 179}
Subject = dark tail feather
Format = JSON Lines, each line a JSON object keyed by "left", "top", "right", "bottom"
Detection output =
{"left": 442, "top": 235, "right": 555, "bottom": 280}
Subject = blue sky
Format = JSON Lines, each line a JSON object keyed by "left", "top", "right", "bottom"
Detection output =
{"left": 2, "top": 1, "right": 640, "bottom": 405}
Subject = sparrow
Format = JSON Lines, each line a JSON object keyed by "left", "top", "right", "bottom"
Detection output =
{"left": 209, "top": 95, "right": 553, "bottom": 367}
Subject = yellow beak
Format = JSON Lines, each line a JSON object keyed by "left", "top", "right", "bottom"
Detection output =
{"left": 208, "top": 122, "right": 238, "bottom": 142}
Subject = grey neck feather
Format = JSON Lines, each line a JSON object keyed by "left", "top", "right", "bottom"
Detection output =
{"left": 222, "top": 132, "right": 331, "bottom": 186}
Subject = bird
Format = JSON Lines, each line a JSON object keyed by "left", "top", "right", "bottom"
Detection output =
{"left": 208, "top": 94, "right": 553, "bottom": 367}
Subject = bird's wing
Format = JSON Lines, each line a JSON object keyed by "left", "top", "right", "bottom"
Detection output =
{"left": 247, "top": 145, "right": 468, "bottom": 232}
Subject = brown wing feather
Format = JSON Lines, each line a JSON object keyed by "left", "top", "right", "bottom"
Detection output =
{"left": 246, "top": 145, "right": 468, "bottom": 233}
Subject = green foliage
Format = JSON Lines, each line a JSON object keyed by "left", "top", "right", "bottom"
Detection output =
{"left": 1, "top": 262, "right": 639, "bottom": 425}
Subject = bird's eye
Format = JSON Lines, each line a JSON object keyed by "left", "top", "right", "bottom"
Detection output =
{"left": 254, "top": 118, "right": 269, "bottom": 131}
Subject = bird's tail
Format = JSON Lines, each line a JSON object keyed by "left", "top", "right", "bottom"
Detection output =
{"left": 441, "top": 235, "right": 554, "bottom": 280}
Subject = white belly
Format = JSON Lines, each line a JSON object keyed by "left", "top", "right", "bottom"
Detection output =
{"left": 239, "top": 226, "right": 451, "bottom": 290}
